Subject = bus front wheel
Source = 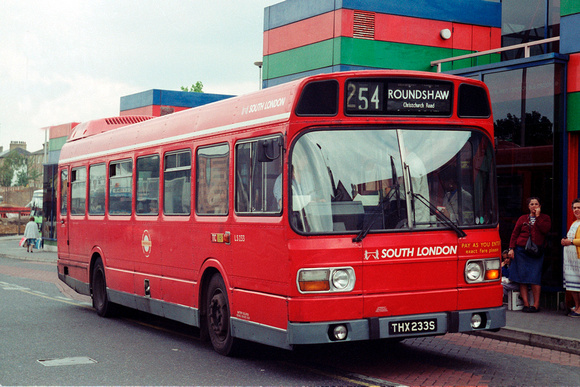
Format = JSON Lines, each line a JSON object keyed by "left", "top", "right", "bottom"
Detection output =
{"left": 92, "top": 258, "right": 115, "bottom": 317}
{"left": 206, "top": 274, "right": 239, "bottom": 356}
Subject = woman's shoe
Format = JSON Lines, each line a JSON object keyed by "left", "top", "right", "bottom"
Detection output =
{"left": 522, "top": 306, "right": 531, "bottom": 313}
{"left": 529, "top": 306, "right": 539, "bottom": 313}
{"left": 568, "top": 311, "right": 580, "bottom": 318}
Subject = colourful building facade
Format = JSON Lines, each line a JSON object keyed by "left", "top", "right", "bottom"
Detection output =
{"left": 262, "top": 0, "right": 576, "bottom": 291}
{"left": 262, "top": 0, "right": 501, "bottom": 87}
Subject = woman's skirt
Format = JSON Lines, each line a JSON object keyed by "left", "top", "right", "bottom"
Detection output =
{"left": 509, "top": 246, "right": 543, "bottom": 285}
{"left": 564, "top": 245, "right": 580, "bottom": 291}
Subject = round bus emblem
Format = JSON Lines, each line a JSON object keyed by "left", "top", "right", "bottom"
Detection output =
{"left": 141, "top": 230, "right": 152, "bottom": 257}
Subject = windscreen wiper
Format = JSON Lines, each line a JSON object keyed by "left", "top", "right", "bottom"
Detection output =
{"left": 352, "top": 189, "right": 396, "bottom": 243}
{"left": 412, "top": 193, "right": 467, "bottom": 238}
{"left": 353, "top": 157, "right": 400, "bottom": 243}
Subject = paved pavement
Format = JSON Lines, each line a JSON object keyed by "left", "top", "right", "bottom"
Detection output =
{"left": 1, "top": 234, "right": 579, "bottom": 355}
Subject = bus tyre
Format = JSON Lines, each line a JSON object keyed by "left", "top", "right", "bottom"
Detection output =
{"left": 92, "top": 258, "right": 115, "bottom": 317}
{"left": 206, "top": 274, "right": 238, "bottom": 356}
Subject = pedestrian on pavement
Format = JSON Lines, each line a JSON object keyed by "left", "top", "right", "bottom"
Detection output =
{"left": 23, "top": 216, "right": 40, "bottom": 253}
{"left": 507, "top": 197, "right": 551, "bottom": 313}
{"left": 560, "top": 198, "right": 580, "bottom": 317}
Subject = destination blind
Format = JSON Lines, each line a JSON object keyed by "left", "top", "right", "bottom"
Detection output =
{"left": 345, "top": 78, "right": 453, "bottom": 116}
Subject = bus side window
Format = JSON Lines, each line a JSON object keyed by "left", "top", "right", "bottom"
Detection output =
{"left": 109, "top": 160, "right": 133, "bottom": 215}
{"left": 235, "top": 136, "right": 282, "bottom": 215}
{"left": 89, "top": 164, "right": 106, "bottom": 215}
{"left": 137, "top": 155, "right": 160, "bottom": 215}
{"left": 196, "top": 144, "right": 229, "bottom": 215}
{"left": 70, "top": 167, "right": 87, "bottom": 215}
{"left": 60, "top": 169, "right": 68, "bottom": 216}
{"left": 164, "top": 151, "right": 190, "bottom": 215}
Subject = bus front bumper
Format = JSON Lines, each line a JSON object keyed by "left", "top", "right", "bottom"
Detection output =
{"left": 286, "top": 306, "right": 506, "bottom": 345}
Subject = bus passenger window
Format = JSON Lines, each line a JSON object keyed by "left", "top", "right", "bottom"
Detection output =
{"left": 196, "top": 144, "right": 229, "bottom": 215}
{"left": 109, "top": 160, "right": 133, "bottom": 215}
{"left": 164, "top": 151, "right": 190, "bottom": 215}
{"left": 70, "top": 167, "right": 86, "bottom": 215}
{"left": 60, "top": 169, "right": 68, "bottom": 216}
{"left": 89, "top": 164, "right": 106, "bottom": 215}
{"left": 235, "top": 136, "right": 283, "bottom": 214}
{"left": 137, "top": 155, "right": 160, "bottom": 215}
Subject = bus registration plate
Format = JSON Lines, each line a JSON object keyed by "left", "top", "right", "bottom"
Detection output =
{"left": 388, "top": 318, "right": 437, "bottom": 335}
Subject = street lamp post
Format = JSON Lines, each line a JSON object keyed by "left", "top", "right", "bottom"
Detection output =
{"left": 254, "top": 61, "right": 263, "bottom": 90}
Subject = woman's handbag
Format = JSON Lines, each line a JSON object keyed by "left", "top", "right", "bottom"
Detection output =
{"left": 525, "top": 236, "right": 541, "bottom": 256}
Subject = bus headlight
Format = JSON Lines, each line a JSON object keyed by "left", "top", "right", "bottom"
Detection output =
{"left": 465, "top": 258, "right": 501, "bottom": 283}
{"left": 297, "top": 267, "right": 356, "bottom": 293}
{"left": 332, "top": 269, "right": 352, "bottom": 290}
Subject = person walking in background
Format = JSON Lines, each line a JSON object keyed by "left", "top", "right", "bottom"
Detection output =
{"left": 23, "top": 216, "right": 40, "bottom": 253}
{"left": 507, "top": 197, "right": 551, "bottom": 313}
{"left": 560, "top": 198, "right": 580, "bottom": 317}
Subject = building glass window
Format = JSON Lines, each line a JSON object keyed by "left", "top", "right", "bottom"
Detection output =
{"left": 501, "top": 0, "right": 560, "bottom": 60}
{"left": 483, "top": 62, "right": 565, "bottom": 287}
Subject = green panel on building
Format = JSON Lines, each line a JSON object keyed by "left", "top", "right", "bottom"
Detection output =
{"left": 264, "top": 37, "right": 501, "bottom": 80}
{"left": 561, "top": 0, "right": 580, "bottom": 16}
{"left": 336, "top": 38, "right": 454, "bottom": 72}
{"left": 567, "top": 92, "right": 580, "bottom": 131}
{"left": 48, "top": 136, "right": 68, "bottom": 152}
{"left": 264, "top": 40, "right": 334, "bottom": 80}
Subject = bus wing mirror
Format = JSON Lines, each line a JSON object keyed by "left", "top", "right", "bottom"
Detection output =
{"left": 257, "top": 138, "right": 281, "bottom": 162}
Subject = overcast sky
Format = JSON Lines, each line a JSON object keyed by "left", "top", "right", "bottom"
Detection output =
{"left": 0, "top": 0, "right": 280, "bottom": 152}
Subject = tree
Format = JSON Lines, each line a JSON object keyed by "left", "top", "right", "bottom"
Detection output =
{"left": 181, "top": 81, "right": 204, "bottom": 93}
{"left": 0, "top": 150, "right": 27, "bottom": 187}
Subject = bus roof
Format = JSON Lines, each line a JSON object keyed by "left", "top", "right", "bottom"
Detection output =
{"left": 59, "top": 70, "right": 490, "bottom": 165}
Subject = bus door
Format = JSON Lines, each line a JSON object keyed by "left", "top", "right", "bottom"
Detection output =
{"left": 58, "top": 167, "right": 70, "bottom": 259}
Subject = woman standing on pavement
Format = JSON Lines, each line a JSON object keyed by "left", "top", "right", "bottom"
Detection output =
{"left": 507, "top": 197, "right": 551, "bottom": 313}
{"left": 23, "top": 216, "right": 40, "bottom": 253}
{"left": 560, "top": 198, "right": 580, "bottom": 317}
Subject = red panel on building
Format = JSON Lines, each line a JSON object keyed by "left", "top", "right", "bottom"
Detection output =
{"left": 263, "top": 11, "right": 336, "bottom": 55}
{"left": 375, "top": 13, "right": 453, "bottom": 49}
{"left": 568, "top": 53, "right": 580, "bottom": 93}
{"left": 49, "top": 122, "right": 79, "bottom": 140}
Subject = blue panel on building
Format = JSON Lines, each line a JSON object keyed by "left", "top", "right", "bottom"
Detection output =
{"left": 560, "top": 13, "right": 580, "bottom": 54}
{"left": 120, "top": 89, "right": 235, "bottom": 111}
{"left": 264, "top": 0, "right": 501, "bottom": 30}
{"left": 341, "top": 0, "right": 501, "bottom": 27}
{"left": 264, "top": 0, "right": 336, "bottom": 30}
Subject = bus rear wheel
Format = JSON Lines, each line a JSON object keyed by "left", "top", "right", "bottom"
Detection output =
{"left": 206, "top": 274, "right": 239, "bottom": 356}
{"left": 92, "top": 258, "right": 115, "bottom": 317}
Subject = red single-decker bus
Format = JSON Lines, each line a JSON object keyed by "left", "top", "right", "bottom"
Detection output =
{"left": 57, "top": 70, "right": 505, "bottom": 355}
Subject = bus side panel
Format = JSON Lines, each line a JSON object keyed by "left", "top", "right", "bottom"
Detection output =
{"left": 363, "top": 289, "right": 457, "bottom": 317}
{"left": 230, "top": 221, "right": 290, "bottom": 297}
{"left": 457, "top": 285, "right": 503, "bottom": 310}
{"left": 58, "top": 259, "right": 90, "bottom": 286}
{"left": 288, "top": 296, "right": 363, "bottom": 322}
{"left": 362, "top": 258, "right": 458, "bottom": 293}
{"left": 106, "top": 267, "right": 135, "bottom": 295}
{"left": 232, "top": 289, "right": 288, "bottom": 330}
{"left": 98, "top": 218, "right": 136, "bottom": 297}
{"left": 162, "top": 277, "right": 196, "bottom": 307}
